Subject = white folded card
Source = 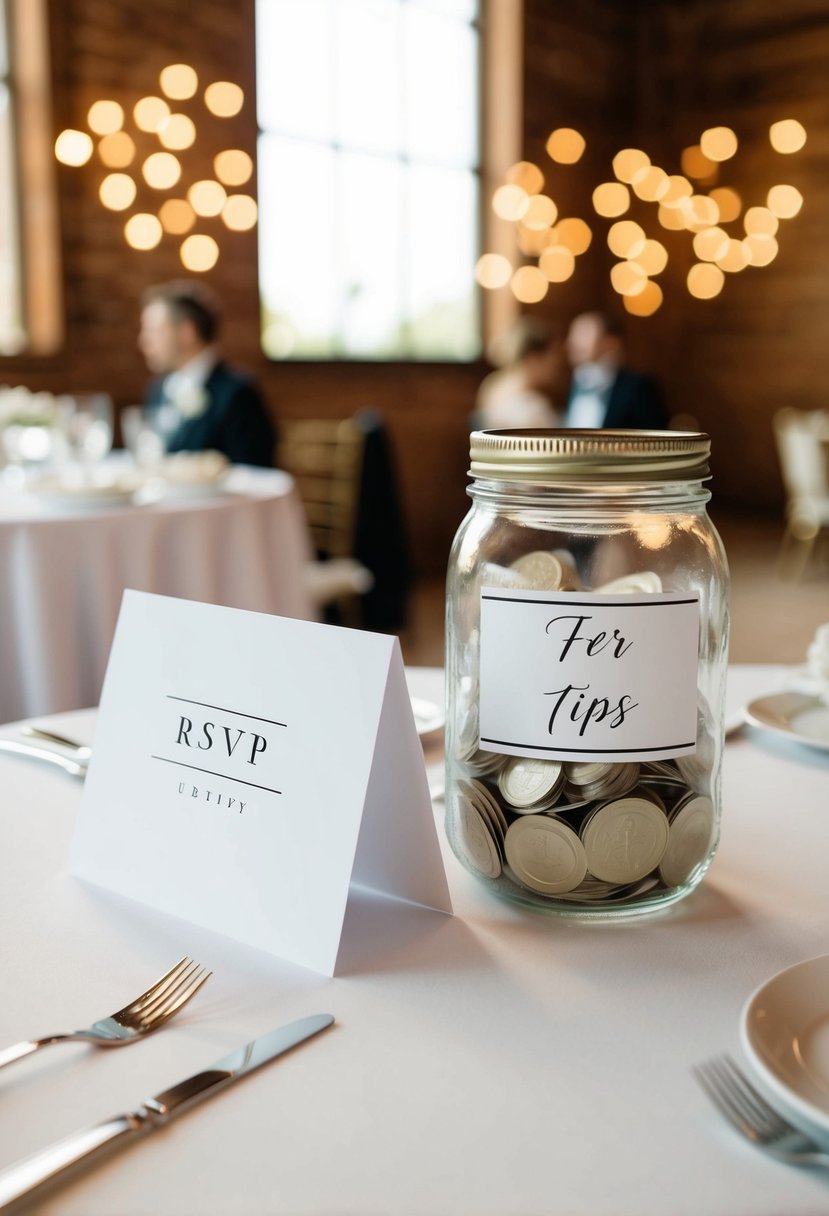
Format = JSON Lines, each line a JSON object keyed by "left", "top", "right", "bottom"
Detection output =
{"left": 69, "top": 590, "right": 452, "bottom": 976}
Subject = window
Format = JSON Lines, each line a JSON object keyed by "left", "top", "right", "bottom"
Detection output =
{"left": 0, "top": 0, "right": 24, "bottom": 354}
{"left": 256, "top": 0, "right": 481, "bottom": 361}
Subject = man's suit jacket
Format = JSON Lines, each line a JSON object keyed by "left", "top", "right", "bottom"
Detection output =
{"left": 149, "top": 362, "right": 277, "bottom": 468}
{"left": 601, "top": 369, "right": 667, "bottom": 430}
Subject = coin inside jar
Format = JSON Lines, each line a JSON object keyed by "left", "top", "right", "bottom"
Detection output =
{"left": 498, "top": 756, "right": 564, "bottom": 809}
{"left": 451, "top": 791, "right": 502, "bottom": 879}
{"left": 504, "top": 815, "right": 588, "bottom": 894}
{"left": 510, "top": 550, "right": 564, "bottom": 590}
{"left": 580, "top": 795, "right": 669, "bottom": 884}
{"left": 659, "top": 795, "right": 715, "bottom": 887}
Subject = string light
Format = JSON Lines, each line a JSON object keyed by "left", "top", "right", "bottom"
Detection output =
{"left": 159, "top": 64, "right": 198, "bottom": 101}
{"left": 681, "top": 194, "right": 720, "bottom": 231}
{"left": 610, "top": 261, "right": 647, "bottom": 296}
{"left": 539, "top": 244, "right": 575, "bottom": 282}
{"left": 158, "top": 199, "right": 196, "bottom": 235}
{"left": 492, "top": 184, "right": 529, "bottom": 221}
{"left": 158, "top": 114, "right": 197, "bottom": 151}
{"left": 505, "top": 161, "right": 544, "bottom": 194}
{"left": 87, "top": 100, "right": 124, "bottom": 136}
{"left": 612, "top": 149, "right": 649, "bottom": 183}
{"left": 767, "top": 184, "right": 803, "bottom": 218}
{"left": 742, "top": 234, "right": 778, "bottom": 266}
{"left": 99, "top": 173, "right": 136, "bottom": 211}
{"left": 607, "top": 221, "right": 645, "bottom": 259}
{"left": 700, "top": 126, "right": 738, "bottom": 162}
{"left": 681, "top": 145, "right": 717, "bottom": 181}
{"left": 510, "top": 265, "right": 548, "bottom": 303}
{"left": 744, "top": 206, "right": 779, "bottom": 236}
{"left": 631, "top": 165, "right": 669, "bottom": 202}
{"left": 133, "top": 96, "right": 170, "bottom": 133}
{"left": 204, "top": 82, "right": 244, "bottom": 117}
{"left": 98, "top": 132, "right": 136, "bottom": 168}
{"left": 554, "top": 217, "right": 592, "bottom": 255}
{"left": 142, "top": 151, "right": 182, "bottom": 189}
{"left": 633, "top": 239, "right": 668, "bottom": 275}
{"left": 188, "top": 180, "right": 227, "bottom": 217}
{"left": 708, "top": 187, "right": 741, "bottom": 222}
{"left": 180, "top": 233, "right": 220, "bottom": 271}
{"left": 475, "top": 253, "right": 512, "bottom": 289}
{"left": 124, "top": 213, "right": 163, "bottom": 250}
{"left": 214, "top": 150, "right": 253, "bottom": 187}
{"left": 660, "top": 175, "right": 692, "bottom": 207}
{"left": 221, "top": 194, "right": 258, "bottom": 231}
{"left": 769, "top": 119, "right": 806, "bottom": 154}
{"left": 516, "top": 224, "right": 554, "bottom": 256}
{"left": 55, "top": 130, "right": 93, "bottom": 166}
{"left": 687, "top": 263, "right": 724, "bottom": 298}
{"left": 545, "top": 128, "right": 585, "bottom": 164}
{"left": 522, "top": 194, "right": 557, "bottom": 230}
{"left": 624, "top": 281, "right": 663, "bottom": 316}
{"left": 658, "top": 204, "right": 686, "bottom": 231}
{"left": 592, "top": 182, "right": 629, "bottom": 217}
{"left": 693, "top": 227, "right": 729, "bottom": 262}
{"left": 715, "top": 238, "right": 749, "bottom": 273}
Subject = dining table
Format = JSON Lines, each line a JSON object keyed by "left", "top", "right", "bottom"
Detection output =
{"left": 0, "top": 464, "right": 315, "bottom": 724}
{"left": 0, "top": 663, "right": 828, "bottom": 1215}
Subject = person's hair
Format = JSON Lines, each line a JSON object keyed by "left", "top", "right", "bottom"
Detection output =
{"left": 142, "top": 280, "right": 221, "bottom": 344}
{"left": 488, "top": 318, "right": 559, "bottom": 368}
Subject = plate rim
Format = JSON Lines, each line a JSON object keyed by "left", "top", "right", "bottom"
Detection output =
{"left": 740, "top": 952, "right": 829, "bottom": 1136}
{"left": 743, "top": 689, "right": 829, "bottom": 753}
{"left": 409, "top": 696, "right": 445, "bottom": 737}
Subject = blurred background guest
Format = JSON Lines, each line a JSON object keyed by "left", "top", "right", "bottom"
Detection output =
{"left": 475, "top": 318, "right": 562, "bottom": 430}
{"left": 139, "top": 281, "right": 276, "bottom": 467}
{"left": 563, "top": 311, "right": 667, "bottom": 431}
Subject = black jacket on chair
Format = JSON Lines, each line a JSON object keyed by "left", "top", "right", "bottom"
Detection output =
{"left": 148, "top": 362, "right": 277, "bottom": 467}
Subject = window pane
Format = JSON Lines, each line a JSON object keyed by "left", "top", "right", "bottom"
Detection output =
{"left": 256, "top": 0, "right": 335, "bottom": 143}
{"left": 414, "top": 0, "right": 479, "bottom": 20}
{"left": 334, "top": 0, "right": 401, "bottom": 154}
{"left": 258, "top": 134, "right": 339, "bottom": 357}
{"left": 403, "top": 5, "right": 478, "bottom": 167}
{"left": 406, "top": 164, "right": 479, "bottom": 359}
{"left": 339, "top": 151, "right": 403, "bottom": 356}
{"left": 0, "top": 84, "right": 24, "bottom": 354}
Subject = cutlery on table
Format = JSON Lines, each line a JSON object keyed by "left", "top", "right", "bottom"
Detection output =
{"left": 0, "top": 1013, "right": 334, "bottom": 1210}
{"left": 0, "top": 738, "right": 87, "bottom": 779}
{"left": 694, "top": 1054, "right": 829, "bottom": 1168}
{"left": 20, "top": 725, "right": 92, "bottom": 762}
{"left": 0, "top": 957, "right": 211, "bottom": 1072}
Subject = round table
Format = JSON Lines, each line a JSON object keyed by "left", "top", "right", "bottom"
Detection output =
{"left": 0, "top": 465, "right": 315, "bottom": 722}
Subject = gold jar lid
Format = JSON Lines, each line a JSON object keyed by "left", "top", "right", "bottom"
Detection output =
{"left": 469, "top": 429, "right": 710, "bottom": 483}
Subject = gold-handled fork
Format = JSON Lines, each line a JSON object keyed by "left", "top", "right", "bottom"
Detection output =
{"left": 0, "top": 957, "right": 211, "bottom": 1072}
{"left": 694, "top": 1054, "right": 829, "bottom": 1168}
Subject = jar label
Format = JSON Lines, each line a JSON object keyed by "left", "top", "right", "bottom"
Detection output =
{"left": 479, "top": 588, "right": 700, "bottom": 762}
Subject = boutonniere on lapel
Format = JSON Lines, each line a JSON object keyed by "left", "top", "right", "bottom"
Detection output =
{"left": 170, "top": 382, "right": 210, "bottom": 419}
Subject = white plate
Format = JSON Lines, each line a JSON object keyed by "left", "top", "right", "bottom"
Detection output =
{"left": 410, "top": 697, "right": 444, "bottom": 737}
{"left": 743, "top": 690, "right": 829, "bottom": 752}
{"left": 741, "top": 953, "right": 829, "bottom": 1138}
{"left": 28, "top": 480, "right": 137, "bottom": 510}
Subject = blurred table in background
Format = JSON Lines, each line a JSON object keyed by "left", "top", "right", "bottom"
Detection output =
{"left": 0, "top": 465, "right": 315, "bottom": 723}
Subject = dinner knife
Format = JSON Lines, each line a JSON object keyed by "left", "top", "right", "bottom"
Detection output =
{"left": 0, "top": 1013, "right": 334, "bottom": 1210}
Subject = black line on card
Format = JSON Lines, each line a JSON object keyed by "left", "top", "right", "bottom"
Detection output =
{"left": 479, "top": 739, "right": 695, "bottom": 754}
{"left": 166, "top": 696, "right": 286, "bottom": 727}
{"left": 480, "top": 596, "right": 699, "bottom": 607}
{"left": 151, "top": 756, "right": 282, "bottom": 794}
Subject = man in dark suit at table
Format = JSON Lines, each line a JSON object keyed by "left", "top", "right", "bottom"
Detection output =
{"left": 139, "top": 280, "right": 276, "bottom": 467}
{"left": 563, "top": 310, "right": 667, "bottom": 430}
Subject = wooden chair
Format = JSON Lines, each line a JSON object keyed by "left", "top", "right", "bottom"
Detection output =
{"left": 773, "top": 407, "right": 829, "bottom": 580}
{"left": 280, "top": 417, "right": 374, "bottom": 620}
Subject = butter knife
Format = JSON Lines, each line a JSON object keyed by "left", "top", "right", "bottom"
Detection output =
{"left": 0, "top": 739, "right": 86, "bottom": 779}
{"left": 0, "top": 1013, "right": 334, "bottom": 1210}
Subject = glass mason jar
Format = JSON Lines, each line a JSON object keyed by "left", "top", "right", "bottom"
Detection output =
{"left": 445, "top": 429, "right": 729, "bottom": 918}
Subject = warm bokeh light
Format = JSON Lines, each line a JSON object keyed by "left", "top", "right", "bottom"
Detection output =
{"left": 708, "top": 187, "right": 741, "bottom": 222}
{"left": 55, "top": 129, "right": 93, "bottom": 166}
{"left": 700, "top": 126, "right": 738, "bottom": 162}
{"left": 492, "top": 184, "right": 529, "bottom": 221}
{"left": 539, "top": 244, "right": 575, "bottom": 283}
{"left": 516, "top": 224, "right": 554, "bottom": 256}
{"left": 624, "top": 280, "right": 663, "bottom": 316}
{"left": 545, "top": 128, "right": 585, "bottom": 164}
{"left": 716, "top": 238, "right": 749, "bottom": 273}
{"left": 658, "top": 203, "right": 686, "bottom": 231}
{"left": 607, "top": 220, "right": 645, "bottom": 258}
{"left": 159, "top": 198, "right": 196, "bottom": 235}
{"left": 660, "top": 175, "right": 692, "bottom": 207}
{"left": 180, "top": 233, "right": 220, "bottom": 271}
{"left": 99, "top": 173, "right": 137, "bottom": 211}
{"left": 633, "top": 239, "right": 668, "bottom": 275}
{"left": 87, "top": 100, "right": 124, "bottom": 136}
{"left": 124, "top": 213, "right": 163, "bottom": 250}
{"left": 687, "top": 262, "right": 725, "bottom": 299}
{"left": 681, "top": 194, "right": 720, "bottom": 231}
{"left": 610, "top": 261, "right": 647, "bottom": 296}
{"left": 214, "top": 149, "right": 254, "bottom": 187}
{"left": 744, "top": 206, "right": 779, "bottom": 236}
{"left": 221, "top": 193, "right": 258, "bottom": 231}
{"left": 159, "top": 63, "right": 199, "bottom": 101}
{"left": 767, "top": 184, "right": 803, "bottom": 218}
{"left": 158, "top": 113, "right": 197, "bottom": 151}
{"left": 188, "top": 179, "right": 227, "bottom": 217}
{"left": 522, "top": 194, "right": 557, "bottom": 230}
{"left": 204, "top": 81, "right": 244, "bottom": 117}
{"left": 98, "top": 131, "right": 136, "bottom": 168}
{"left": 555, "top": 217, "right": 592, "bottom": 255}
{"left": 631, "top": 165, "right": 669, "bottom": 202}
{"left": 769, "top": 119, "right": 807, "bottom": 154}
{"left": 612, "top": 148, "right": 649, "bottom": 184}
{"left": 592, "top": 182, "right": 629, "bottom": 217}
{"left": 142, "top": 151, "right": 182, "bottom": 189}
{"left": 681, "top": 144, "right": 717, "bottom": 181}
{"left": 693, "top": 226, "right": 729, "bottom": 262}
{"left": 475, "top": 253, "right": 512, "bottom": 289}
{"left": 510, "top": 265, "right": 548, "bottom": 303}
{"left": 134, "top": 96, "right": 170, "bottom": 133}
{"left": 505, "top": 161, "right": 544, "bottom": 194}
{"left": 742, "top": 233, "right": 779, "bottom": 267}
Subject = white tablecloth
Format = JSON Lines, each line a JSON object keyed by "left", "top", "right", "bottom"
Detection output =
{"left": 0, "top": 666, "right": 828, "bottom": 1215}
{"left": 0, "top": 466, "right": 314, "bottom": 723}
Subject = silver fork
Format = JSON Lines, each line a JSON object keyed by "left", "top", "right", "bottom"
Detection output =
{"left": 694, "top": 1054, "right": 829, "bottom": 1167}
{"left": 20, "top": 725, "right": 92, "bottom": 763}
{"left": 0, "top": 957, "right": 211, "bottom": 1072}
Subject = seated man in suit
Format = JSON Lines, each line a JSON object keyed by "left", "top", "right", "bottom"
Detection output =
{"left": 139, "top": 280, "right": 276, "bottom": 467}
{"left": 563, "top": 311, "right": 666, "bottom": 430}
